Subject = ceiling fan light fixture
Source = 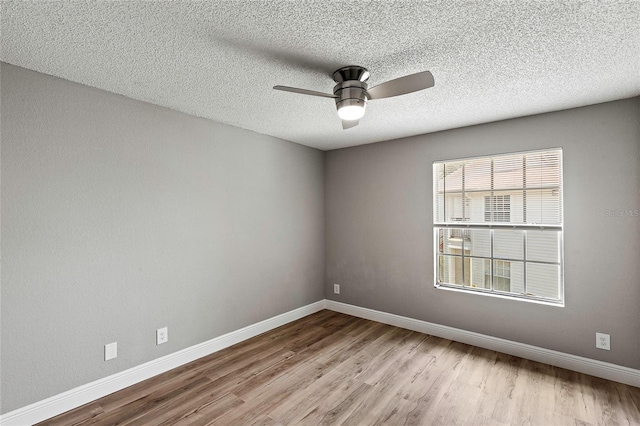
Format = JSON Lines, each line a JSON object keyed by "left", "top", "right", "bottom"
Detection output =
{"left": 336, "top": 99, "right": 366, "bottom": 121}
{"left": 273, "top": 65, "right": 434, "bottom": 130}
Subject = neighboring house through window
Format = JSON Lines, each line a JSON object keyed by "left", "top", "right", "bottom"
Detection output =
{"left": 485, "top": 195, "right": 510, "bottom": 222}
{"left": 433, "top": 149, "right": 564, "bottom": 304}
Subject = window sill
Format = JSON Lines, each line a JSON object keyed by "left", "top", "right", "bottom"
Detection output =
{"left": 434, "top": 283, "right": 565, "bottom": 307}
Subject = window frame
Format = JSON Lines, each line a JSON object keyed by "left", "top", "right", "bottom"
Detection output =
{"left": 433, "top": 148, "right": 564, "bottom": 306}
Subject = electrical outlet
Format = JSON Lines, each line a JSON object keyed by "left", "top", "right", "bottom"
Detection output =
{"left": 333, "top": 284, "right": 340, "bottom": 294}
{"left": 105, "top": 342, "right": 117, "bottom": 361}
{"left": 157, "top": 327, "right": 168, "bottom": 345}
{"left": 596, "top": 332, "right": 610, "bottom": 350}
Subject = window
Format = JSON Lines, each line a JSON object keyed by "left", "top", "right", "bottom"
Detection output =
{"left": 484, "top": 195, "right": 510, "bottom": 222}
{"left": 434, "top": 149, "right": 563, "bottom": 304}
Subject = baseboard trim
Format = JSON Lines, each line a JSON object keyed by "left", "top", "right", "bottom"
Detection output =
{"left": 4, "top": 299, "right": 638, "bottom": 424}
{"left": 0, "top": 300, "right": 325, "bottom": 426}
{"left": 325, "top": 300, "right": 640, "bottom": 388}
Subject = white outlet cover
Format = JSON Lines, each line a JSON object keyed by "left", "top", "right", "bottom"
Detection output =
{"left": 157, "top": 327, "right": 168, "bottom": 345}
{"left": 334, "top": 284, "right": 340, "bottom": 294}
{"left": 105, "top": 342, "right": 117, "bottom": 361}
{"left": 596, "top": 332, "right": 610, "bottom": 350}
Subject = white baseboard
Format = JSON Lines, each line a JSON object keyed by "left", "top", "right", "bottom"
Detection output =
{"left": 325, "top": 300, "right": 640, "bottom": 389}
{"left": 4, "top": 299, "right": 638, "bottom": 425}
{"left": 0, "top": 300, "right": 325, "bottom": 426}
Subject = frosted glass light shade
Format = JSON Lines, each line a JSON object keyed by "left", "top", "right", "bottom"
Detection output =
{"left": 338, "top": 104, "right": 365, "bottom": 121}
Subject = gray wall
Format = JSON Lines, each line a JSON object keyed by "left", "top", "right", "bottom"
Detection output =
{"left": 2, "top": 61, "right": 639, "bottom": 415}
{"left": 0, "top": 63, "right": 325, "bottom": 413}
{"left": 326, "top": 97, "right": 640, "bottom": 369}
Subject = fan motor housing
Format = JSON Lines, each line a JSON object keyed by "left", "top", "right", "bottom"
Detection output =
{"left": 332, "top": 66, "right": 370, "bottom": 113}
{"left": 333, "top": 80, "right": 368, "bottom": 112}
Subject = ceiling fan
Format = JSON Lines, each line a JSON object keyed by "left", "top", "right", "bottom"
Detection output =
{"left": 273, "top": 66, "right": 434, "bottom": 129}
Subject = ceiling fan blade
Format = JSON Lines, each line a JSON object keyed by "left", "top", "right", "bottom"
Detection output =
{"left": 273, "top": 85, "right": 337, "bottom": 98}
{"left": 342, "top": 119, "right": 359, "bottom": 130}
{"left": 366, "top": 71, "right": 434, "bottom": 100}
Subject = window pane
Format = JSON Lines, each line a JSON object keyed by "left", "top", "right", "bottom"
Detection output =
{"left": 527, "top": 230, "right": 561, "bottom": 263}
{"left": 438, "top": 228, "right": 466, "bottom": 254}
{"left": 468, "top": 229, "right": 491, "bottom": 257}
{"left": 484, "top": 192, "right": 521, "bottom": 223}
{"left": 508, "top": 191, "right": 524, "bottom": 223}
{"left": 434, "top": 191, "right": 444, "bottom": 222}
{"left": 434, "top": 163, "right": 445, "bottom": 222}
{"left": 525, "top": 150, "right": 561, "bottom": 189}
{"left": 493, "top": 230, "right": 524, "bottom": 260}
{"left": 524, "top": 151, "right": 562, "bottom": 224}
{"left": 493, "top": 154, "right": 523, "bottom": 190}
{"left": 526, "top": 263, "right": 561, "bottom": 299}
{"left": 493, "top": 260, "right": 524, "bottom": 294}
{"left": 445, "top": 194, "right": 470, "bottom": 222}
{"left": 525, "top": 189, "right": 561, "bottom": 224}
{"left": 486, "top": 190, "right": 523, "bottom": 224}
{"left": 511, "top": 262, "right": 525, "bottom": 293}
{"left": 438, "top": 255, "right": 464, "bottom": 286}
{"left": 443, "top": 162, "right": 464, "bottom": 192}
{"left": 462, "top": 157, "right": 492, "bottom": 191}
{"left": 470, "top": 258, "right": 491, "bottom": 289}
{"left": 462, "top": 256, "right": 471, "bottom": 288}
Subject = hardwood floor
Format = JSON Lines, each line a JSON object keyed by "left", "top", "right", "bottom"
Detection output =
{"left": 39, "top": 310, "right": 640, "bottom": 425}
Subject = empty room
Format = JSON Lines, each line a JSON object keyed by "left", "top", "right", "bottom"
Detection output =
{"left": 1, "top": 1, "right": 639, "bottom": 425}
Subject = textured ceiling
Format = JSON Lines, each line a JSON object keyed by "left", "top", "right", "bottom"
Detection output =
{"left": 2, "top": 1, "right": 639, "bottom": 151}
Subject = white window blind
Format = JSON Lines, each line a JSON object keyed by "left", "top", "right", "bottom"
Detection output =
{"left": 433, "top": 149, "right": 564, "bottom": 304}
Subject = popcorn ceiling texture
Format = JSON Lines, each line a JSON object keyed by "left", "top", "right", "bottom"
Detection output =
{"left": 1, "top": 1, "right": 639, "bottom": 150}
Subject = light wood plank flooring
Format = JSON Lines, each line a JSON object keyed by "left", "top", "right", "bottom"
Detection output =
{"left": 39, "top": 310, "right": 640, "bottom": 425}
